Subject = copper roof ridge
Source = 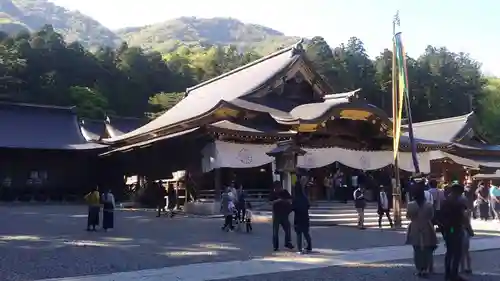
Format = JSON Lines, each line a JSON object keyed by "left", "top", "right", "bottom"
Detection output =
{"left": 185, "top": 40, "right": 304, "bottom": 95}
{"left": 410, "top": 112, "right": 474, "bottom": 127}
{"left": 106, "top": 115, "right": 146, "bottom": 121}
{"left": 0, "top": 101, "right": 76, "bottom": 112}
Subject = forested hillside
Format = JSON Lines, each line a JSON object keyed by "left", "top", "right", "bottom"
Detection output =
{"left": 0, "top": 1, "right": 300, "bottom": 54}
{"left": 116, "top": 17, "right": 301, "bottom": 55}
{"left": 0, "top": 0, "right": 119, "bottom": 48}
{"left": 0, "top": 25, "right": 499, "bottom": 140}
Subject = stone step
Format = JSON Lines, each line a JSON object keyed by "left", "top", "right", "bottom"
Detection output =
{"left": 253, "top": 204, "right": 409, "bottom": 228}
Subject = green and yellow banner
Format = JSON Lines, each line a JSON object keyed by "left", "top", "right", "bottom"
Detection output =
{"left": 393, "top": 31, "right": 420, "bottom": 172}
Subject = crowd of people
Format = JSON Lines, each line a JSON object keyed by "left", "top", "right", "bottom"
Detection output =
{"left": 83, "top": 168, "right": 497, "bottom": 280}
{"left": 346, "top": 176, "right": 479, "bottom": 281}
{"left": 403, "top": 179, "right": 475, "bottom": 281}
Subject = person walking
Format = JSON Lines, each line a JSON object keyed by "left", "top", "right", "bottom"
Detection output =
{"left": 441, "top": 183, "right": 469, "bottom": 281}
{"left": 220, "top": 187, "right": 234, "bottom": 232}
{"left": 406, "top": 187, "right": 437, "bottom": 278}
{"left": 488, "top": 183, "right": 500, "bottom": 221}
{"left": 353, "top": 185, "right": 366, "bottom": 230}
{"left": 269, "top": 181, "right": 294, "bottom": 251}
{"left": 101, "top": 189, "right": 115, "bottom": 231}
{"left": 155, "top": 181, "right": 167, "bottom": 217}
{"left": 377, "top": 185, "right": 394, "bottom": 228}
{"left": 166, "top": 183, "right": 177, "bottom": 218}
{"left": 84, "top": 187, "right": 101, "bottom": 231}
{"left": 236, "top": 185, "right": 247, "bottom": 223}
{"left": 292, "top": 177, "right": 312, "bottom": 254}
{"left": 475, "top": 182, "right": 490, "bottom": 220}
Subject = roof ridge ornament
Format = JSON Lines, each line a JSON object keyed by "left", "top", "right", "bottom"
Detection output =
{"left": 291, "top": 40, "right": 305, "bottom": 56}
{"left": 324, "top": 88, "right": 361, "bottom": 101}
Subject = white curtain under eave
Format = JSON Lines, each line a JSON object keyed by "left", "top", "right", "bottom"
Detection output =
{"left": 202, "top": 140, "right": 432, "bottom": 173}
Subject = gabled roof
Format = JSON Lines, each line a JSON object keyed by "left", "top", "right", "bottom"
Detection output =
{"left": 0, "top": 102, "right": 105, "bottom": 150}
{"left": 403, "top": 112, "right": 474, "bottom": 143}
{"left": 80, "top": 119, "right": 106, "bottom": 141}
{"left": 104, "top": 41, "right": 308, "bottom": 143}
{"left": 105, "top": 116, "right": 147, "bottom": 138}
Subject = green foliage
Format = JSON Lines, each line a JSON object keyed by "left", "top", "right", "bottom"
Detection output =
{"left": 148, "top": 92, "right": 185, "bottom": 118}
{"left": 68, "top": 86, "right": 108, "bottom": 119}
{"left": 0, "top": 25, "right": 263, "bottom": 119}
{"left": 0, "top": 0, "right": 120, "bottom": 49}
{"left": 115, "top": 17, "right": 300, "bottom": 56}
{"left": 477, "top": 78, "right": 500, "bottom": 141}
{"left": 1, "top": 0, "right": 298, "bottom": 57}
{"left": 0, "top": 19, "right": 497, "bottom": 140}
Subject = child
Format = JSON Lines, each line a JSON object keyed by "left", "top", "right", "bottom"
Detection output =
{"left": 245, "top": 201, "right": 253, "bottom": 233}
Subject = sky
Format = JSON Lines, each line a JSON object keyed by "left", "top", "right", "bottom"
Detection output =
{"left": 50, "top": 0, "right": 499, "bottom": 76}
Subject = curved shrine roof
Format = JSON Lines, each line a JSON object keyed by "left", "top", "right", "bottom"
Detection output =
{"left": 103, "top": 42, "right": 305, "bottom": 143}
{"left": 105, "top": 116, "right": 147, "bottom": 138}
{"left": 80, "top": 119, "right": 106, "bottom": 141}
{"left": 0, "top": 102, "right": 105, "bottom": 150}
{"left": 403, "top": 112, "right": 474, "bottom": 143}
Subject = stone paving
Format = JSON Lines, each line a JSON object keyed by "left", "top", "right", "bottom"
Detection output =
{"left": 213, "top": 250, "right": 500, "bottom": 281}
{"left": 0, "top": 205, "right": 410, "bottom": 281}
{"left": 1, "top": 205, "right": 499, "bottom": 281}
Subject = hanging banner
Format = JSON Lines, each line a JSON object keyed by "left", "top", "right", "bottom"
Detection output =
{"left": 201, "top": 141, "right": 275, "bottom": 172}
{"left": 202, "top": 141, "right": 432, "bottom": 173}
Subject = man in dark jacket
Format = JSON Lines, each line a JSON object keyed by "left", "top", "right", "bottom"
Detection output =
{"left": 155, "top": 181, "right": 167, "bottom": 217}
{"left": 441, "top": 183, "right": 468, "bottom": 281}
{"left": 292, "top": 176, "right": 312, "bottom": 254}
{"left": 269, "top": 181, "right": 294, "bottom": 251}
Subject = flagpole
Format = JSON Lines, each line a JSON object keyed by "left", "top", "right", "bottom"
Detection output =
{"left": 392, "top": 11, "right": 402, "bottom": 228}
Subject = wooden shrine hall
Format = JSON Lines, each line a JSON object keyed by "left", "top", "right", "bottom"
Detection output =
{"left": 0, "top": 102, "right": 106, "bottom": 201}
{"left": 98, "top": 41, "right": 450, "bottom": 212}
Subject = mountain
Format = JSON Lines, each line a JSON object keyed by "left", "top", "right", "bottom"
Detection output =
{"left": 116, "top": 17, "right": 301, "bottom": 55}
{"left": 0, "top": 0, "right": 120, "bottom": 49}
{"left": 0, "top": 1, "right": 301, "bottom": 55}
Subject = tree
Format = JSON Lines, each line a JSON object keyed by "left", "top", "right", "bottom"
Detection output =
{"left": 477, "top": 78, "right": 500, "bottom": 141}
{"left": 68, "top": 86, "right": 108, "bottom": 119}
{"left": 306, "top": 36, "right": 337, "bottom": 90}
{"left": 148, "top": 92, "right": 186, "bottom": 118}
{"left": 0, "top": 24, "right": 496, "bottom": 140}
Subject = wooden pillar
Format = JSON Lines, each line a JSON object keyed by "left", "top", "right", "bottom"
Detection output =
{"left": 214, "top": 169, "right": 222, "bottom": 201}
{"left": 282, "top": 172, "right": 292, "bottom": 194}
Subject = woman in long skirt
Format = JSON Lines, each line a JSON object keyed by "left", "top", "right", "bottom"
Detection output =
{"left": 102, "top": 190, "right": 115, "bottom": 231}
